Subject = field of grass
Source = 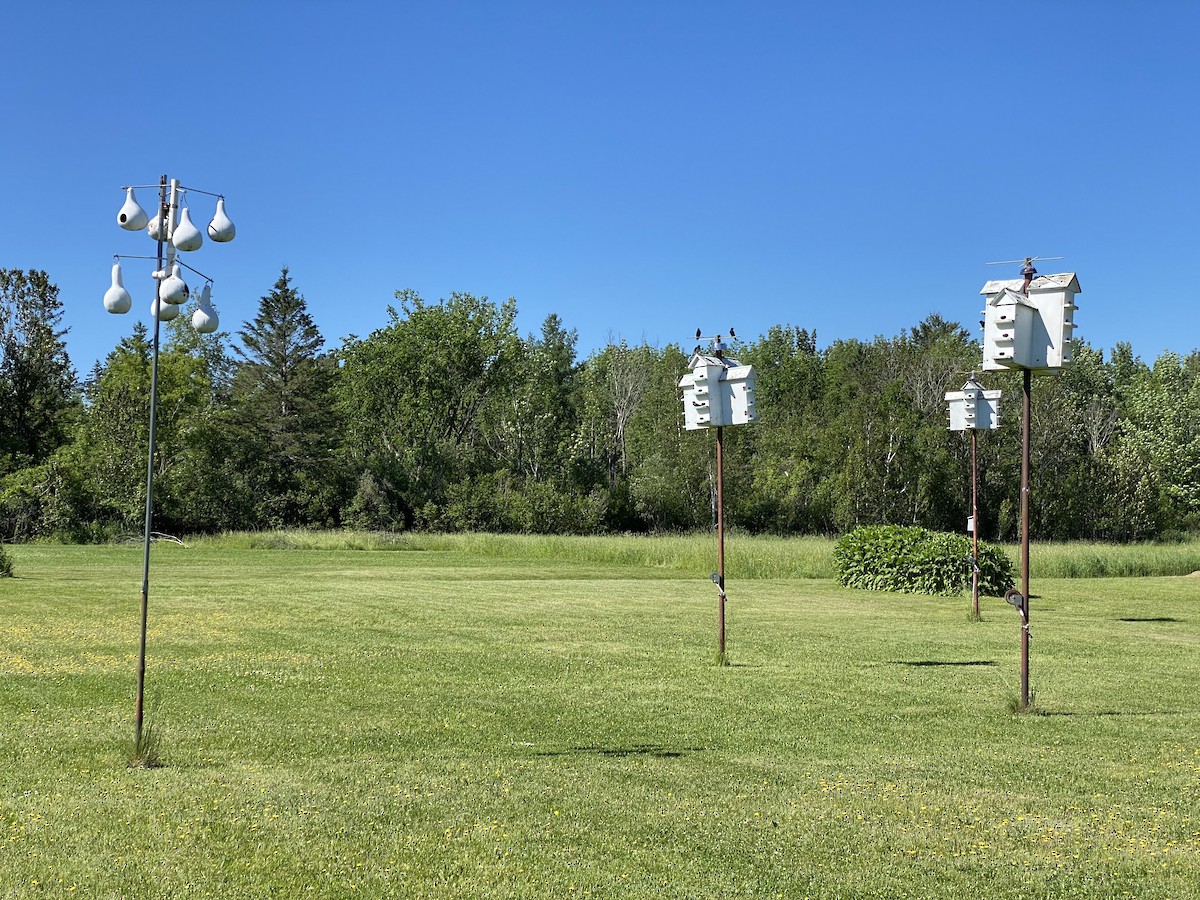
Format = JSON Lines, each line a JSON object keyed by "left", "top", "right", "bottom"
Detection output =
{"left": 2, "top": 534, "right": 1198, "bottom": 898}
{"left": 186, "top": 529, "right": 1200, "bottom": 580}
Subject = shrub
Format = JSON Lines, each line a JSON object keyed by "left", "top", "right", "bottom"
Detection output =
{"left": 833, "top": 525, "right": 1015, "bottom": 596}
{"left": 0, "top": 543, "right": 13, "bottom": 578}
{"left": 344, "top": 473, "right": 405, "bottom": 531}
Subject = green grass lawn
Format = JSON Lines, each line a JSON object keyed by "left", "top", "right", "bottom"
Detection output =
{"left": 1, "top": 536, "right": 1198, "bottom": 898}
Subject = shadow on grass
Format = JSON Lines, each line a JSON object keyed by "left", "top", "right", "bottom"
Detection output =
{"left": 1118, "top": 617, "right": 1181, "bottom": 623}
{"left": 893, "top": 660, "right": 997, "bottom": 668}
{"left": 1040, "top": 709, "right": 1185, "bottom": 718}
{"left": 534, "top": 744, "right": 705, "bottom": 759}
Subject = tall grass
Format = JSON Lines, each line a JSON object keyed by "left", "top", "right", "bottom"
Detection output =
{"left": 1021, "top": 539, "right": 1200, "bottom": 578}
{"left": 191, "top": 528, "right": 418, "bottom": 552}
{"left": 191, "top": 529, "right": 840, "bottom": 578}
{"left": 190, "top": 529, "right": 1200, "bottom": 580}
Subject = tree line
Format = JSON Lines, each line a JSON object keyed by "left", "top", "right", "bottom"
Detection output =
{"left": 2, "top": 267, "right": 1198, "bottom": 543}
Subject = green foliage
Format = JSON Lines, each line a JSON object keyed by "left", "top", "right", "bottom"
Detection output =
{"left": 435, "top": 473, "right": 608, "bottom": 535}
{"left": 833, "top": 524, "right": 1015, "bottom": 596}
{"left": 72, "top": 323, "right": 232, "bottom": 538}
{"left": 337, "top": 289, "right": 521, "bottom": 526}
{"left": 0, "top": 452, "right": 93, "bottom": 542}
{"left": 343, "top": 471, "right": 404, "bottom": 531}
{"left": 0, "top": 269, "right": 78, "bottom": 477}
{"left": 0, "top": 541, "right": 12, "bottom": 577}
{"left": 483, "top": 314, "right": 583, "bottom": 485}
{"left": 182, "top": 530, "right": 1200, "bottom": 582}
{"left": 3, "top": 261, "right": 1200, "bottom": 544}
{"left": 1005, "top": 688, "right": 1044, "bottom": 716}
{"left": 227, "top": 267, "right": 344, "bottom": 528}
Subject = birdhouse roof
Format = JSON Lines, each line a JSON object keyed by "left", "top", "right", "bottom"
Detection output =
{"left": 980, "top": 272, "right": 1080, "bottom": 296}
{"left": 687, "top": 353, "right": 741, "bottom": 369}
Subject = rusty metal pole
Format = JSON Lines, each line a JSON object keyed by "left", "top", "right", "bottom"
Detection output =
{"left": 971, "top": 428, "right": 980, "bottom": 618}
{"left": 715, "top": 425, "right": 726, "bottom": 661}
{"left": 1019, "top": 368, "right": 1032, "bottom": 710}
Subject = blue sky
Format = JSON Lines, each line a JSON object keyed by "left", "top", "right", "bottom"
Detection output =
{"left": 3, "top": 1, "right": 1197, "bottom": 375}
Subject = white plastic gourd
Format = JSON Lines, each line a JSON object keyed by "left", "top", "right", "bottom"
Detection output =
{"left": 103, "top": 262, "right": 132, "bottom": 314}
{"left": 151, "top": 297, "right": 180, "bottom": 321}
{"left": 147, "top": 212, "right": 168, "bottom": 242}
{"left": 117, "top": 188, "right": 149, "bottom": 231}
{"left": 207, "top": 197, "right": 236, "bottom": 242}
{"left": 191, "top": 282, "right": 219, "bottom": 333}
{"left": 172, "top": 207, "right": 204, "bottom": 251}
{"left": 159, "top": 263, "right": 189, "bottom": 305}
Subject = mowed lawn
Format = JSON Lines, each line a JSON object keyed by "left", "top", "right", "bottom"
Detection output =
{"left": 1, "top": 538, "right": 1198, "bottom": 899}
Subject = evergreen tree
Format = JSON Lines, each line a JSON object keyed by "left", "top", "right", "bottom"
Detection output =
{"left": 0, "top": 270, "right": 77, "bottom": 476}
{"left": 229, "top": 267, "right": 342, "bottom": 527}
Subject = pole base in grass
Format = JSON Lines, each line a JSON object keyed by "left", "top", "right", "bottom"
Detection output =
{"left": 127, "top": 719, "right": 165, "bottom": 769}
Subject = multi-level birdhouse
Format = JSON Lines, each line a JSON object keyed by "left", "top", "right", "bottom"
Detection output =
{"left": 980, "top": 273, "right": 1080, "bottom": 373}
{"left": 945, "top": 376, "right": 1001, "bottom": 432}
{"left": 679, "top": 352, "right": 757, "bottom": 430}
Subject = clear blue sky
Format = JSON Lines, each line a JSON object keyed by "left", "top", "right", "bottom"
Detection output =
{"left": 3, "top": 1, "right": 1197, "bottom": 376}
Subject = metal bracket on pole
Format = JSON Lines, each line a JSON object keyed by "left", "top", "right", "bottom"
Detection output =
{"left": 710, "top": 572, "right": 727, "bottom": 602}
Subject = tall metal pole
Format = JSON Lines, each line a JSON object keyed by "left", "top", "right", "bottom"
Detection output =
{"left": 715, "top": 425, "right": 726, "bottom": 660}
{"left": 135, "top": 175, "right": 169, "bottom": 750}
{"left": 1019, "top": 368, "right": 1032, "bottom": 710}
{"left": 971, "top": 428, "right": 980, "bottom": 618}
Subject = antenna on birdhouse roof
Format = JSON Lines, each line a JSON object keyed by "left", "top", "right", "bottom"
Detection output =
{"left": 692, "top": 327, "right": 737, "bottom": 358}
{"left": 985, "top": 256, "right": 1067, "bottom": 298}
{"left": 986, "top": 255, "right": 1064, "bottom": 266}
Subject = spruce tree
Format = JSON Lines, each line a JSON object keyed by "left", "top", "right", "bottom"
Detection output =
{"left": 0, "top": 270, "right": 77, "bottom": 476}
{"left": 230, "top": 268, "right": 341, "bottom": 526}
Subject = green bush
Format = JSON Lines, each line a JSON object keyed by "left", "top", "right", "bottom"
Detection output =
{"left": 833, "top": 525, "right": 1014, "bottom": 596}
{"left": 0, "top": 543, "right": 13, "bottom": 578}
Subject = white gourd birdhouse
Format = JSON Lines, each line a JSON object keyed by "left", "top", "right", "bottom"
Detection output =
{"left": 103, "top": 262, "right": 133, "bottom": 314}
{"left": 147, "top": 212, "right": 168, "bottom": 242}
{"left": 151, "top": 297, "right": 180, "bottom": 321}
{"left": 117, "top": 188, "right": 149, "bottom": 231}
{"left": 172, "top": 207, "right": 204, "bottom": 251}
{"left": 207, "top": 197, "right": 236, "bottom": 242}
{"left": 159, "top": 263, "right": 189, "bottom": 305}
{"left": 191, "top": 283, "right": 219, "bottom": 333}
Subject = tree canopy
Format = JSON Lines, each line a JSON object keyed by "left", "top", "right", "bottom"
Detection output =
{"left": 2, "top": 268, "right": 1198, "bottom": 543}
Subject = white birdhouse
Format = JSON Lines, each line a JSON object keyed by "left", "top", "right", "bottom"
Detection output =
{"left": 945, "top": 376, "right": 1001, "bottom": 431}
{"left": 980, "top": 273, "right": 1080, "bottom": 372}
{"left": 679, "top": 353, "right": 757, "bottom": 430}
